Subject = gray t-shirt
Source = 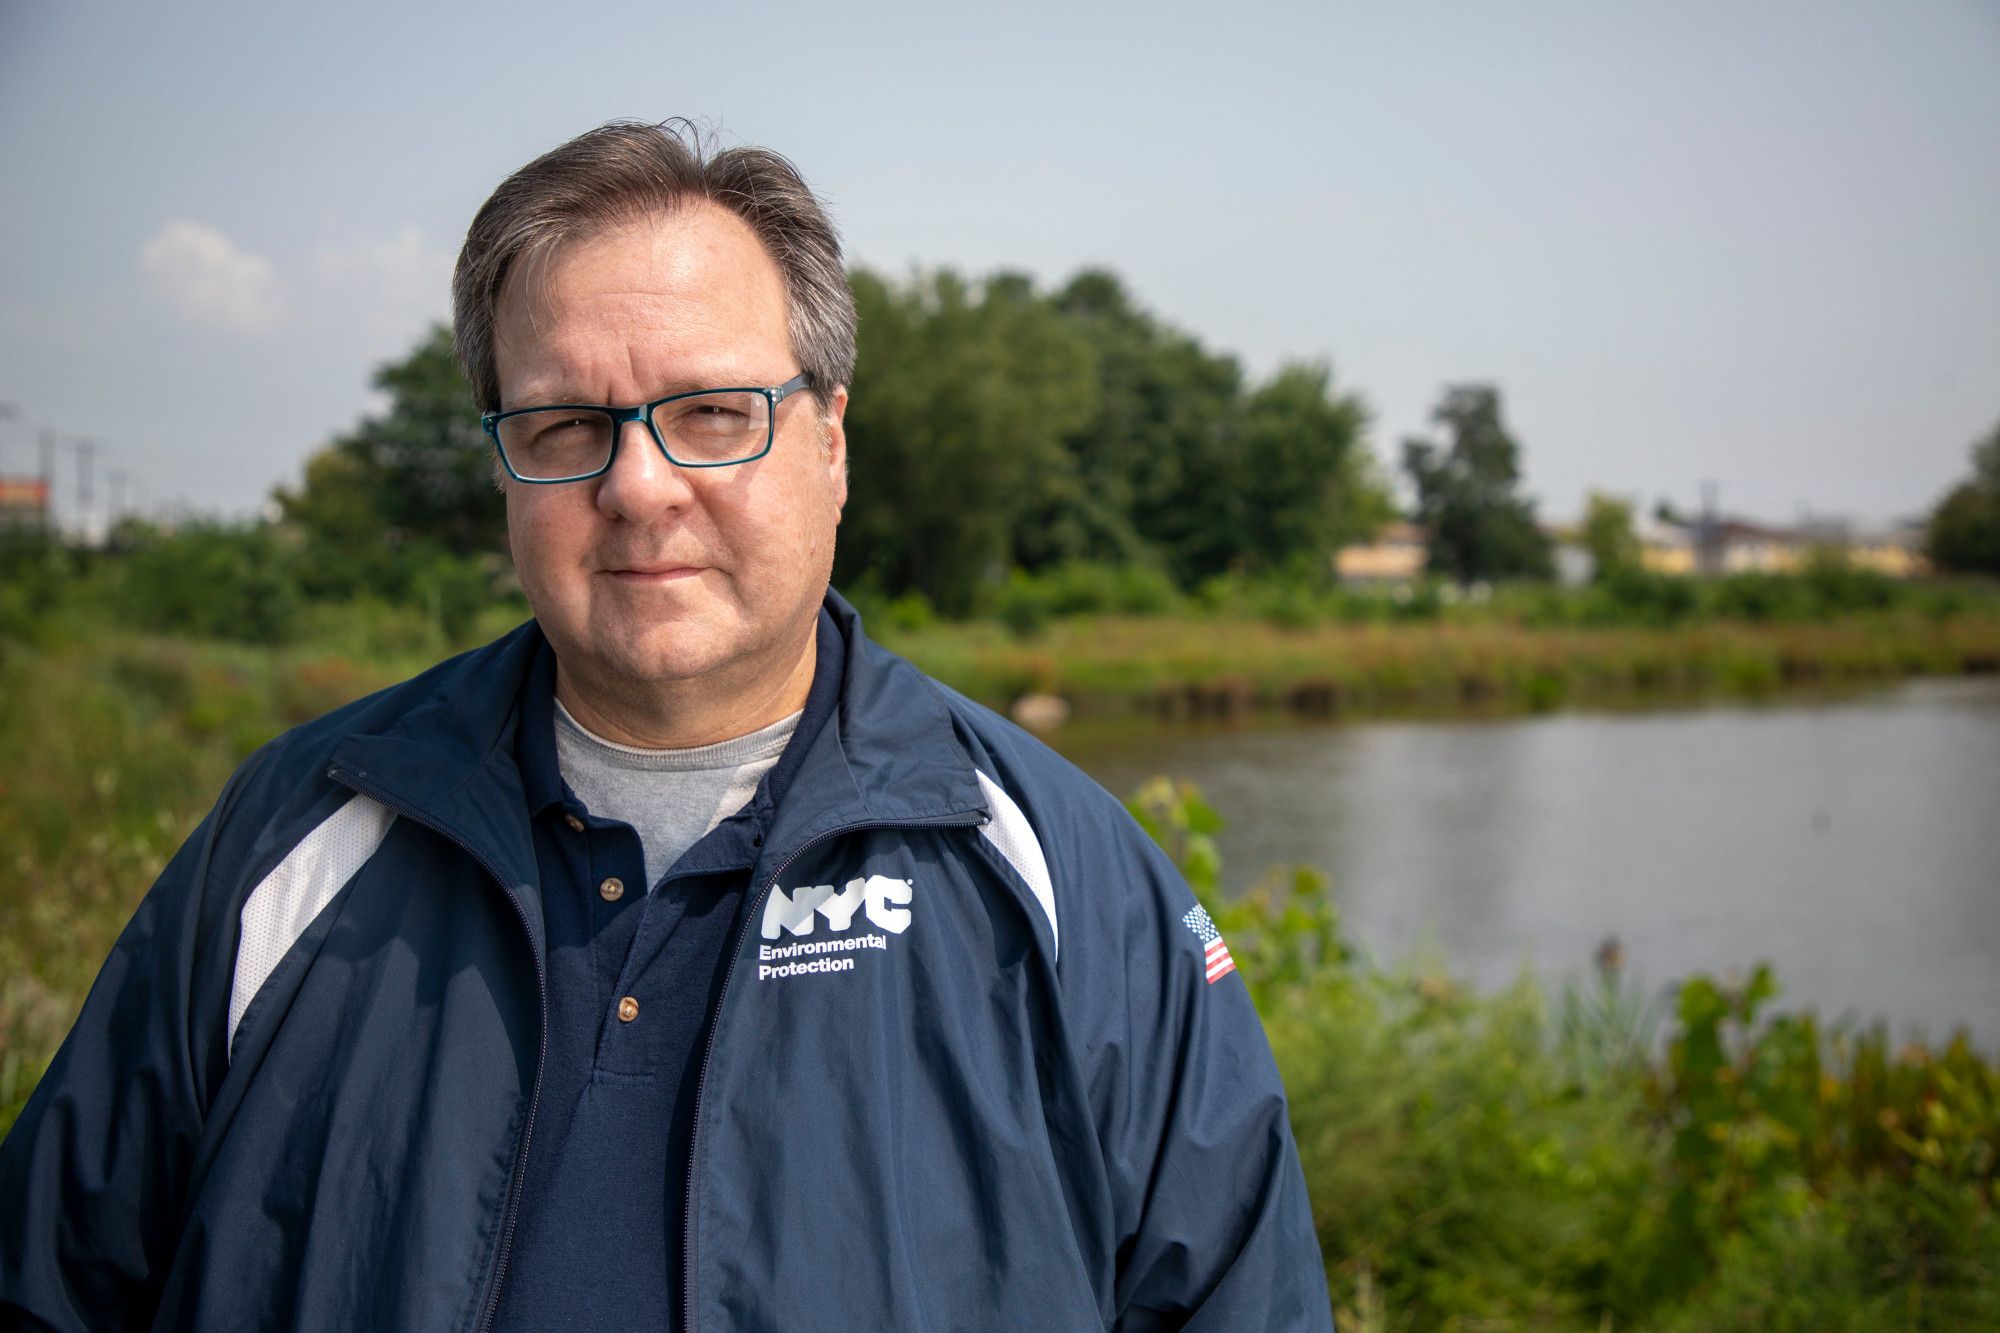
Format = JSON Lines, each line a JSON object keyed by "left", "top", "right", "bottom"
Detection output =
{"left": 553, "top": 699, "right": 800, "bottom": 888}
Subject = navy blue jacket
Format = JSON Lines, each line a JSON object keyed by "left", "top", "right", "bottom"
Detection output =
{"left": 0, "top": 593, "right": 1332, "bottom": 1331}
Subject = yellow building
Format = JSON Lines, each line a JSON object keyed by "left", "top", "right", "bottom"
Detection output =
{"left": 1334, "top": 521, "right": 1429, "bottom": 583}
{"left": 1639, "top": 518, "right": 1929, "bottom": 578}
{"left": 0, "top": 476, "right": 49, "bottom": 527}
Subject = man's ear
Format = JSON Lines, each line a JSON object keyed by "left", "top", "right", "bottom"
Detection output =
{"left": 821, "top": 385, "right": 849, "bottom": 514}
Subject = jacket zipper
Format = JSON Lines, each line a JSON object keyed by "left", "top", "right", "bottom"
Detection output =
{"left": 681, "top": 810, "right": 985, "bottom": 1333}
{"left": 326, "top": 764, "right": 550, "bottom": 1333}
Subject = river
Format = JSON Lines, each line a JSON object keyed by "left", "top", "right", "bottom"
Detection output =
{"left": 1056, "top": 676, "right": 2000, "bottom": 1046}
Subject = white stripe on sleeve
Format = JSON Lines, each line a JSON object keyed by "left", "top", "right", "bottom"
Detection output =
{"left": 227, "top": 794, "right": 396, "bottom": 1052}
{"left": 975, "top": 771, "right": 1058, "bottom": 963}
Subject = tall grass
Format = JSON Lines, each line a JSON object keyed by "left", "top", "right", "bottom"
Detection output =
{"left": 0, "top": 609, "right": 516, "bottom": 1125}
{"left": 880, "top": 610, "right": 2000, "bottom": 717}
{"left": 1129, "top": 779, "right": 2000, "bottom": 1329}
{"left": 850, "top": 564, "right": 2000, "bottom": 716}
{"left": 4, "top": 609, "right": 1998, "bottom": 1324}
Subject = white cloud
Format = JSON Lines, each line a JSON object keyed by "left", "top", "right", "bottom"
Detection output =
{"left": 314, "top": 227, "right": 452, "bottom": 346}
{"left": 140, "top": 220, "right": 286, "bottom": 334}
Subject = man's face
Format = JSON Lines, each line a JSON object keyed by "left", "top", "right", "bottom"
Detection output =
{"left": 493, "top": 204, "right": 847, "bottom": 706}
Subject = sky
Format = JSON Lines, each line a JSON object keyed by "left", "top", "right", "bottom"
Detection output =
{"left": 2, "top": 0, "right": 1996, "bottom": 535}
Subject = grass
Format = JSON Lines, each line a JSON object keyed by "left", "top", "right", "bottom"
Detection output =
{"left": 1128, "top": 779, "right": 2000, "bottom": 1330}
{"left": 0, "top": 610, "right": 505, "bottom": 1125}
{"left": 3, "top": 599, "right": 1998, "bottom": 1324}
{"left": 875, "top": 609, "right": 2000, "bottom": 718}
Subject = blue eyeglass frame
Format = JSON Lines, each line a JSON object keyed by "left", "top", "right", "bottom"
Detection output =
{"left": 481, "top": 371, "right": 814, "bottom": 483}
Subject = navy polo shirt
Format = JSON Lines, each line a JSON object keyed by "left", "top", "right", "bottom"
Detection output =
{"left": 492, "top": 610, "right": 845, "bottom": 1332}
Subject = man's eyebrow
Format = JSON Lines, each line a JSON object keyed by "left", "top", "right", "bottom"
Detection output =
{"left": 504, "top": 386, "right": 605, "bottom": 410}
{"left": 504, "top": 375, "right": 761, "bottom": 410}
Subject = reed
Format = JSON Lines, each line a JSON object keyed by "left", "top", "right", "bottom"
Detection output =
{"left": 879, "top": 611, "right": 2000, "bottom": 718}
{"left": 3, "top": 636, "right": 1997, "bottom": 1324}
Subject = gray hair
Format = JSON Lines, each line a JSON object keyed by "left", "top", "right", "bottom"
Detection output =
{"left": 451, "top": 119, "right": 856, "bottom": 415}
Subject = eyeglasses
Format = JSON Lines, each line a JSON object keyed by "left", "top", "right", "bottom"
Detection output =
{"left": 482, "top": 372, "right": 813, "bottom": 483}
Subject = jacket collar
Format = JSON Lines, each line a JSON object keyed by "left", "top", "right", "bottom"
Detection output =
{"left": 766, "top": 589, "right": 989, "bottom": 854}
{"left": 326, "top": 621, "right": 546, "bottom": 901}
{"left": 326, "top": 589, "right": 988, "bottom": 899}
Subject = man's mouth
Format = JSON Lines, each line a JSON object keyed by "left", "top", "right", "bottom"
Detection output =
{"left": 605, "top": 564, "right": 706, "bottom": 582}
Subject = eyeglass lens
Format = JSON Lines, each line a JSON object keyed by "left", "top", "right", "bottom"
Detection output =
{"left": 496, "top": 389, "right": 773, "bottom": 478}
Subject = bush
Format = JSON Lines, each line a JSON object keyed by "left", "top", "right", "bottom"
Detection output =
{"left": 986, "top": 562, "right": 1182, "bottom": 637}
{"left": 992, "top": 569, "right": 1055, "bottom": 638}
{"left": 1190, "top": 570, "right": 1351, "bottom": 628}
{"left": 1125, "top": 777, "right": 2000, "bottom": 1328}
{"left": 1802, "top": 553, "right": 1897, "bottom": 615}
{"left": 1594, "top": 567, "right": 1701, "bottom": 627}
{"left": 101, "top": 522, "right": 305, "bottom": 643}
{"left": 0, "top": 527, "right": 74, "bottom": 650}
{"left": 1705, "top": 572, "right": 1815, "bottom": 623}
{"left": 407, "top": 550, "right": 504, "bottom": 644}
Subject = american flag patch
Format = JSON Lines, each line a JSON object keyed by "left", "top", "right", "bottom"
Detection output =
{"left": 1181, "top": 905, "right": 1235, "bottom": 984}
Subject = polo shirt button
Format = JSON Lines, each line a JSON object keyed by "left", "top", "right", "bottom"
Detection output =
{"left": 599, "top": 876, "right": 624, "bottom": 902}
{"left": 565, "top": 814, "right": 584, "bottom": 833}
{"left": 618, "top": 996, "right": 640, "bottom": 1023}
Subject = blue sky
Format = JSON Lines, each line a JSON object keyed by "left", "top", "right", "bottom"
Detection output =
{"left": 2, "top": 0, "right": 1996, "bottom": 533}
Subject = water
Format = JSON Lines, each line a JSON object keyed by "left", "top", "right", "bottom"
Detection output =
{"left": 1059, "top": 677, "right": 2000, "bottom": 1046}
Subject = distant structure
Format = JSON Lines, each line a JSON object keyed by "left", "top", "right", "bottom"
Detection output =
{"left": 1640, "top": 515, "right": 1927, "bottom": 578}
{"left": 1336, "top": 510, "right": 1931, "bottom": 586}
{"left": 0, "top": 475, "right": 50, "bottom": 528}
{"left": 1333, "top": 521, "right": 1428, "bottom": 583}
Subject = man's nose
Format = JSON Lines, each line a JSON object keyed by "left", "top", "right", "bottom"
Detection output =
{"left": 595, "top": 418, "right": 695, "bottom": 520}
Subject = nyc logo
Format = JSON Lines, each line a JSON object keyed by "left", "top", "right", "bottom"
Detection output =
{"left": 757, "top": 876, "right": 914, "bottom": 982}
{"left": 761, "top": 875, "right": 913, "bottom": 939}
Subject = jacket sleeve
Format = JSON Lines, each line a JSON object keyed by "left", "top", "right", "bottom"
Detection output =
{"left": 1055, "top": 802, "right": 1334, "bottom": 1332}
{"left": 0, "top": 752, "right": 264, "bottom": 1331}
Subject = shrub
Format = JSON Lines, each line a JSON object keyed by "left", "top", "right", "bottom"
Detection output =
{"left": 1594, "top": 567, "right": 1701, "bottom": 627}
{"left": 1706, "top": 572, "right": 1812, "bottom": 623}
{"left": 0, "top": 527, "right": 73, "bottom": 651}
{"left": 1125, "top": 777, "right": 2000, "bottom": 1328}
{"left": 993, "top": 569, "right": 1054, "bottom": 638}
{"left": 102, "top": 522, "right": 304, "bottom": 643}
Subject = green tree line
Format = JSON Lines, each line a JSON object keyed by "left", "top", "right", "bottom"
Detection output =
{"left": 1929, "top": 417, "right": 2000, "bottom": 577}
{"left": 270, "top": 267, "right": 1397, "bottom": 617}
{"left": 255, "top": 265, "right": 2000, "bottom": 607}
{"left": 7, "top": 266, "right": 1997, "bottom": 653}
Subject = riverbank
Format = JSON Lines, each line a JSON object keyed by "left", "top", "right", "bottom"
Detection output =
{"left": 876, "top": 609, "right": 2000, "bottom": 720}
{"left": 1066, "top": 675, "right": 2000, "bottom": 1049}
{"left": 1128, "top": 779, "right": 2000, "bottom": 1329}
{"left": 3, "top": 626, "right": 1996, "bottom": 1324}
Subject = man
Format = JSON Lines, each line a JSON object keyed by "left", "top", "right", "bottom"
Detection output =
{"left": 0, "top": 121, "right": 1331, "bottom": 1331}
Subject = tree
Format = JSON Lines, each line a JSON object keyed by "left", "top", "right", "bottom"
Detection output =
{"left": 111, "top": 520, "right": 303, "bottom": 642}
{"left": 837, "top": 266, "right": 1389, "bottom": 607}
{"left": 1926, "top": 416, "right": 2000, "bottom": 576}
{"left": 274, "top": 325, "right": 503, "bottom": 598}
{"left": 1045, "top": 272, "right": 1386, "bottom": 586}
{"left": 836, "top": 269, "right": 1100, "bottom": 615}
{"left": 278, "top": 273, "right": 1396, "bottom": 618}
{"left": 1183, "top": 361, "right": 1383, "bottom": 579}
{"left": 1401, "top": 384, "right": 1553, "bottom": 583}
{"left": 1582, "top": 491, "right": 1642, "bottom": 580}
{"left": 1041, "top": 269, "right": 1241, "bottom": 579}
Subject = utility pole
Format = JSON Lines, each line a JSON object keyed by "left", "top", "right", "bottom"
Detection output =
{"left": 74, "top": 438, "right": 96, "bottom": 540}
{"left": 40, "top": 430, "right": 58, "bottom": 531}
{"left": 1698, "top": 479, "right": 1721, "bottom": 577}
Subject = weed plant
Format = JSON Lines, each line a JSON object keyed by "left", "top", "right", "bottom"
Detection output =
{"left": 1127, "top": 779, "right": 2000, "bottom": 1329}
{"left": 0, "top": 603, "right": 524, "bottom": 1126}
{"left": 2, "top": 578, "right": 1997, "bottom": 1324}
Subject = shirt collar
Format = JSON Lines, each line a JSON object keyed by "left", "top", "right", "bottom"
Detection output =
{"left": 516, "top": 606, "right": 846, "bottom": 822}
